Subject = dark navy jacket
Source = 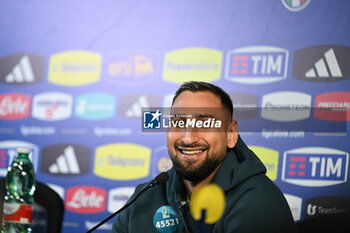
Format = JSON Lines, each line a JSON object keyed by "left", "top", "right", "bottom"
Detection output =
{"left": 111, "top": 136, "right": 298, "bottom": 233}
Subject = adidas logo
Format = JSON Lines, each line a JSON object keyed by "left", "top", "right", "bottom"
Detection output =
{"left": 48, "top": 146, "right": 80, "bottom": 174}
{"left": 305, "top": 49, "right": 342, "bottom": 78}
{"left": 293, "top": 45, "right": 350, "bottom": 82}
{"left": 0, "top": 53, "right": 45, "bottom": 84}
{"left": 5, "top": 55, "right": 35, "bottom": 83}
{"left": 125, "top": 95, "right": 149, "bottom": 117}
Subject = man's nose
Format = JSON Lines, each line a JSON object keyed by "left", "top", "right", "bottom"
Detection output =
{"left": 181, "top": 129, "right": 199, "bottom": 145}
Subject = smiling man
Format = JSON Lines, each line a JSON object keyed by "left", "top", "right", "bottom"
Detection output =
{"left": 111, "top": 81, "right": 298, "bottom": 233}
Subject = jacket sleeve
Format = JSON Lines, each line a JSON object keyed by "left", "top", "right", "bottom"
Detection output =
{"left": 110, "top": 183, "right": 149, "bottom": 233}
{"left": 219, "top": 186, "right": 299, "bottom": 233}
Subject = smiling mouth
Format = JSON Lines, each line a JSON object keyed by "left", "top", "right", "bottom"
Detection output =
{"left": 181, "top": 149, "right": 204, "bottom": 155}
{"left": 177, "top": 146, "right": 208, "bottom": 155}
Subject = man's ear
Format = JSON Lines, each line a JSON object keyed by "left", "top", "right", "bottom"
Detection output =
{"left": 227, "top": 121, "right": 238, "bottom": 149}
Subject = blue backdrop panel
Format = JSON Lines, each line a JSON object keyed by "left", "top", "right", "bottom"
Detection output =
{"left": 0, "top": 1, "right": 349, "bottom": 232}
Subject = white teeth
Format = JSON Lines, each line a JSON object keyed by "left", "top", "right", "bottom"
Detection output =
{"left": 182, "top": 150, "right": 203, "bottom": 155}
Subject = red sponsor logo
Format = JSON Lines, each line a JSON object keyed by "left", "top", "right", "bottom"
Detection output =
{"left": 65, "top": 186, "right": 106, "bottom": 214}
{"left": 2, "top": 203, "right": 32, "bottom": 224}
{"left": 314, "top": 92, "right": 350, "bottom": 121}
{"left": 0, "top": 93, "right": 30, "bottom": 120}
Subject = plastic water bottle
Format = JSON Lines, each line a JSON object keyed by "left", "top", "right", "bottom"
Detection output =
{"left": 1, "top": 147, "right": 36, "bottom": 233}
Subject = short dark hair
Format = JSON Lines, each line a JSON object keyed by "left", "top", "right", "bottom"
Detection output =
{"left": 172, "top": 81, "right": 233, "bottom": 119}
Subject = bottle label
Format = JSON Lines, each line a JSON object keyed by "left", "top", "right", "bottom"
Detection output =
{"left": 2, "top": 202, "right": 33, "bottom": 224}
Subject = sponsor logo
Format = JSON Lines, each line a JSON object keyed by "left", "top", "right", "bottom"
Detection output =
{"left": 305, "top": 196, "right": 350, "bottom": 218}
{"left": 229, "top": 93, "right": 259, "bottom": 119}
{"left": 32, "top": 92, "right": 73, "bottom": 121}
{"left": 163, "top": 48, "right": 222, "bottom": 83}
{"left": 0, "top": 140, "right": 39, "bottom": 176}
{"left": 85, "top": 221, "right": 112, "bottom": 231}
{"left": 142, "top": 108, "right": 222, "bottom": 131}
{"left": 314, "top": 92, "right": 350, "bottom": 121}
{"left": 282, "top": 147, "right": 349, "bottom": 187}
{"left": 225, "top": 46, "right": 288, "bottom": 84}
{"left": 293, "top": 46, "right": 350, "bottom": 82}
{"left": 66, "top": 186, "right": 106, "bottom": 214}
{"left": 261, "top": 91, "right": 311, "bottom": 121}
{"left": 48, "top": 50, "right": 101, "bottom": 86}
{"left": 282, "top": 0, "right": 311, "bottom": 12}
{"left": 249, "top": 146, "right": 279, "bottom": 181}
{"left": 20, "top": 126, "right": 56, "bottom": 136}
{"left": 94, "top": 143, "right": 151, "bottom": 180}
{"left": 119, "top": 94, "right": 161, "bottom": 118}
{"left": 0, "top": 93, "right": 31, "bottom": 120}
{"left": 106, "top": 52, "right": 158, "bottom": 85}
{"left": 74, "top": 93, "right": 116, "bottom": 120}
{"left": 107, "top": 187, "right": 135, "bottom": 213}
{"left": 93, "top": 127, "right": 132, "bottom": 137}
{"left": 41, "top": 144, "right": 91, "bottom": 176}
{"left": 284, "top": 194, "right": 302, "bottom": 221}
{"left": 262, "top": 130, "right": 305, "bottom": 139}
{"left": 151, "top": 146, "right": 173, "bottom": 178}
{"left": 0, "top": 54, "right": 45, "bottom": 84}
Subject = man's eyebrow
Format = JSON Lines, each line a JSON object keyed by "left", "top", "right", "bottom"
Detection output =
{"left": 169, "top": 113, "right": 215, "bottom": 119}
{"left": 193, "top": 113, "right": 215, "bottom": 118}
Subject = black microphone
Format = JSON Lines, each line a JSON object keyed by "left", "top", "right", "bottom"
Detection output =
{"left": 86, "top": 172, "right": 169, "bottom": 233}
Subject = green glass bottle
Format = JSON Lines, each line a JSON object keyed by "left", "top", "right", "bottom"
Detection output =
{"left": 1, "top": 147, "right": 36, "bottom": 233}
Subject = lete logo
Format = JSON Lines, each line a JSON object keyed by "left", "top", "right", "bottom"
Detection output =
{"left": 66, "top": 186, "right": 106, "bottom": 214}
{"left": 0, "top": 93, "right": 31, "bottom": 120}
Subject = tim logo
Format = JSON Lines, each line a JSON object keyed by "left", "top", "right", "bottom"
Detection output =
{"left": 66, "top": 186, "right": 106, "bottom": 214}
{"left": 282, "top": 0, "right": 311, "bottom": 12}
{"left": 225, "top": 46, "right": 288, "bottom": 84}
{"left": 282, "top": 147, "right": 349, "bottom": 187}
{"left": 143, "top": 109, "right": 162, "bottom": 129}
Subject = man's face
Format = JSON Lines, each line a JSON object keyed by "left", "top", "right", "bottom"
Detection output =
{"left": 166, "top": 91, "right": 238, "bottom": 184}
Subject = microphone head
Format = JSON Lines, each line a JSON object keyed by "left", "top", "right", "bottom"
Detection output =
{"left": 154, "top": 172, "right": 169, "bottom": 185}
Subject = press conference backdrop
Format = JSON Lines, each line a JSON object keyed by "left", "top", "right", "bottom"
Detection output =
{"left": 0, "top": 0, "right": 349, "bottom": 232}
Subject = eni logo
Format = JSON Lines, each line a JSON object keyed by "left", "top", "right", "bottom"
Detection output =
{"left": 48, "top": 50, "right": 101, "bottom": 86}
{"left": 94, "top": 143, "right": 151, "bottom": 180}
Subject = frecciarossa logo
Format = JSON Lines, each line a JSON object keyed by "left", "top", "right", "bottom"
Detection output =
{"left": 314, "top": 92, "right": 350, "bottom": 121}
{"left": 65, "top": 186, "right": 106, "bottom": 214}
{"left": 282, "top": 147, "right": 349, "bottom": 187}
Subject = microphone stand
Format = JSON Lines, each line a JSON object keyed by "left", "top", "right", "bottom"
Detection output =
{"left": 86, "top": 172, "right": 169, "bottom": 233}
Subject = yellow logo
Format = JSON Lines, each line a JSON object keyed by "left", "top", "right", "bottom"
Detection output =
{"left": 48, "top": 50, "right": 101, "bottom": 86}
{"left": 163, "top": 48, "right": 222, "bottom": 83}
{"left": 94, "top": 143, "right": 151, "bottom": 180}
{"left": 157, "top": 157, "right": 173, "bottom": 172}
{"left": 249, "top": 146, "right": 279, "bottom": 181}
{"left": 108, "top": 55, "right": 154, "bottom": 77}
